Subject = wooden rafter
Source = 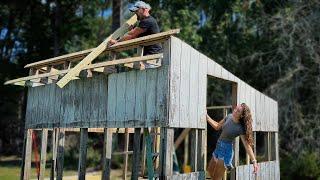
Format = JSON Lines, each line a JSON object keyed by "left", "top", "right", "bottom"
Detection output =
{"left": 56, "top": 15, "right": 138, "bottom": 88}
{"left": 24, "top": 29, "right": 179, "bottom": 69}
{"left": 4, "top": 53, "right": 163, "bottom": 86}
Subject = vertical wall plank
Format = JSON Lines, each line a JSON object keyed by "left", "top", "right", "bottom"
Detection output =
{"left": 134, "top": 70, "right": 147, "bottom": 125}
{"left": 39, "top": 129, "right": 48, "bottom": 180}
{"left": 207, "top": 58, "right": 215, "bottom": 76}
{"left": 189, "top": 50, "right": 199, "bottom": 128}
{"left": 78, "top": 128, "right": 88, "bottom": 180}
{"left": 156, "top": 66, "right": 169, "bottom": 126}
{"left": 221, "top": 68, "right": 229, "bottom": 80}
{"left": 214, "top": 62, "right": 222, "bottom": 79}
{"left": 102, "top": 128, "right": 113, "bottom": 180}
{"left": 179, "top": 42, "right": 191, "bottom": 128}
{"left": 107, "top": 74, "right": 117, "bottom": 125}
{"left": 169, "top": 37, "right": 182, "bottom": 127}
{"left": 146, "top": 69, "right": 158, "bottom": 126}
{"left": 197, "top": 54, "right": 207, "bottom": 129}
{"left": 115, "top": 73, "right": 126, "bottom": 127}
{"left": 99, "top": 76, "right": 108, "bottom": 125}
{"left": 125, "top": 71, "right": 136, "bottom": 124}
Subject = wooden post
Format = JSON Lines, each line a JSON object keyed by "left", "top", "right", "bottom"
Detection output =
{"left": 56, "top": 128, "right": 65, "bottom": 180}
{"left": 78, "top": 128, "right": 88, "bottom": 180}
{"left": 231, "top": 137, "right": 239, "bottom": 180}
{"left": 141, "top": 128, "right": 146, "bottom": 176}
{"left": 22, "top": 129, "right": 33, "bottom": 180}
{"left": 144, "top": 128, "right": 155, "bottom": 179}
{"left": 102, "top": 128, "right": 113, "bottom": 180}
{"left": 159, "top": 128, "right": 174, "bottom": 178}
{"left": 268, "top": 132, "right": 271, "bottom": 161}
{"left": 122, "top": 128, "right": 129, "bottom": 180}
{"left": 231, "top": 82, "right": 238, "bottom": 180}
{"left": 197, "top": 129, "right": 206, "bottom": 172}
{"left": 190, "top": 129, "right": 198, "bottom": 172}
{"left": 131, "top": 128, "right": 142, "bottom": 180}
{"left": 39, "top": 129, "right": 48, "bottom": 180}
{"left": 50, "top": 128, "right": 58, "bottom": 180}
{"left": 183, "top": 134, "right": 189, "bottom": 168}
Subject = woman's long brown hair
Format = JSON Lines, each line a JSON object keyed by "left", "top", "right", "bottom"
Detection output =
{"left": 240, "top": 103, "right": 254, "bottom": 147}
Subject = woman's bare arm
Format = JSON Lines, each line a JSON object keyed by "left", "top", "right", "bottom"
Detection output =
{"left": 240, "top": 135, "right": 259, "bottom": 173}
{"left": 206, "top": 114, "right": 225, "bottom": 131}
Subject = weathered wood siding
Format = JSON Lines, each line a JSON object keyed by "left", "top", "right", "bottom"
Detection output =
{"left": 169, "top": 37, "right": 206, "bottom": 129}
{"left": 167, "top": 171, "right": 206, "bottom": 180}
{"left": 236, "top": 161, "right": 280, "bottom": 180}
{"left": 25, "top": 67, "right": 169, "bottom": 129}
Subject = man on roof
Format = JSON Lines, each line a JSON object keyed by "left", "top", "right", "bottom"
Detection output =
{"left": 108, "top": 1, "right": 162, "bottom": 62}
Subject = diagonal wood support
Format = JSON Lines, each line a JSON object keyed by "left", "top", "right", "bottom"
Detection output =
{"left": 56, "top": 15, "right": 137, "bottom": 88}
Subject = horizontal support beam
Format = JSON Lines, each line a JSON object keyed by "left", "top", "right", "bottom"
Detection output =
{"left": 24, "top": 29, "right": 179, "bottom": 69}
{"left": 5, "top": 53, "right": 163, "bottom": 86}
{"left": 206, "top": 105, "right": 232, "bottom": 110}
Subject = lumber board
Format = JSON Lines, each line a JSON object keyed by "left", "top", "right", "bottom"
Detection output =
{"left": 102, "top": 128, "right": 113, "bottom": 180}
{"left": 24, "top": 29, "right": 179, "bottom": 69}
{"left": 5, "top": 53, "right": 163, "bottom": 86}
{"left": 131, "top": 128, "right": 142, "bottom": 180}
{"left": 78, "top": 128, "right": 88, "bottom": 180}
{"left": 39, "top": 129, "right": 48, "bottom": 180}
{"left": 56, "top": 15, "right": 138, "bottom": 88}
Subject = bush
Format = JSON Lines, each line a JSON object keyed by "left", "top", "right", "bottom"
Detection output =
{"left": 281, "top": 151, "right": 320, "bottom": 180}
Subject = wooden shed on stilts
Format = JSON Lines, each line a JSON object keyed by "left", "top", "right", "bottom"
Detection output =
{"left": 6, "top": 24, "right": 280, "bottom": 180}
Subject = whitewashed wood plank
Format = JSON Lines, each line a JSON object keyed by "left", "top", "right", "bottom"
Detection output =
{"left": 248, "top": 163, "right": 255, "bottom": 180}
{"left": 207, "top": 58, "right": 215, "bottom": 76}
{"left": 261, "top": 94, "right": 266, "bottom": 131}
{"left": 156, "top": 66, "right": 169, "bottom": 126}
{"left": 250, "top": 88, "right": 256, "bottom": 131}
{"left": 275, "top": 102, "right": 279, "bottom": 131}
{"left": 221, "top": 67, "right": 229, "bottom": 81}
{"left": 62, "top": 81, "right": 75, "bottom": 127}
{"left": 237, "top": 165, "right": 244, "bottom": 180}
{"left": 107, "top": 74, "right": 117, "bottom": 123}
{"left": 73, "top": 79, "right": 83, "bottom": 126}
{"left": 91, "top": 77, "right": 101, "bottom": 126}
{"left": 255, "top": 91, "right": 260, "bottom": 131}
{"left": 198, "top": 53, "right": 207, "bottom": 129}
{"left": 169, "top": 37, "right": 182, "bottom": 127}
{"left": 275, "top": 161, "right": 280, "bottom": 180}
{"left": 25, "top": 88, "right": 33, "bottom": 127}
{"left": 116, "top": 73, "right": 126, "bottom": 127}
{"left": 98, "top": 75, "right": 108, "bottom": 124}
{"left": 189, "top": 49, "right": 199, "bottom": 128}
{"left": 214, "top": 62, "right": 222, "bottom": 79}
{"left": 239, "top": 81, "right": 246, "bottom": 104}
{"left": 243, "top": 165, "right": 249, "bottom": 180}
{"left": 125, "top": 71, "right": 137, "bottom": 123}
{"left": 179, "top": 42, "right": 191, "bottom": 128}
{"left": 135, "top": 70, "right": 147, "bottom": 125}
{"left": 146, "top": 69, "right": 157, "bottom": 126}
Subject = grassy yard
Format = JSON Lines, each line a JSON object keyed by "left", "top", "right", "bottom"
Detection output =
{"left": 0, "top": 156, "right": 124, "bottom": 180}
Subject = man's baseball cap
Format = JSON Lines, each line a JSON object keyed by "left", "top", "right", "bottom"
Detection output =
{"left": 129, "top": 1, "right": 151, "bottom": 12}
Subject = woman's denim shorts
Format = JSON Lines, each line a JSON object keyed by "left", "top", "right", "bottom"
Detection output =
{"left": 212, "top": 139, "right": 234, "bottom": 171}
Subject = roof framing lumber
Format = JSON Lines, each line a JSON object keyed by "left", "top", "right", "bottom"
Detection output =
{"left": 56, "top": 15, "right": 138, "bottom": 88}
{"left": 24, "top": 29, "right": 179, "bottom": 69}
{"left": 4, "top": 53, "right": 163, "bottom": 86}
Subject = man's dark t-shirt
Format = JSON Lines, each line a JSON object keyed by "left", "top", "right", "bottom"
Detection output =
{"left": 137, "top": 16, "right": 162, "bottom": 55}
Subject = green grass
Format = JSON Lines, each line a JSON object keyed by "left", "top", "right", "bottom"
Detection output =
{"left": 0, "top": 156, "right": 77, "bottom": 180}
